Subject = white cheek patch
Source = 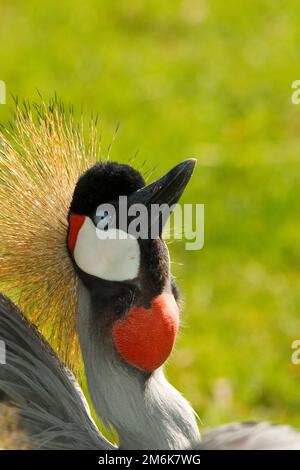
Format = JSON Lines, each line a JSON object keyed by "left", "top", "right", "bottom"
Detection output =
{"left": 73, "top": 217, "right": 140, "bottom": 282}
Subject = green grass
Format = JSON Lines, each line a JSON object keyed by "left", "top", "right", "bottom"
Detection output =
{"left": 1, "top": 0, "right": 300, "bottom": 433}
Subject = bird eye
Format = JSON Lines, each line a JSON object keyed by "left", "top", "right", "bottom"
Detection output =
{"left": 95, "top": 206, "right": 113, "bottom": 231}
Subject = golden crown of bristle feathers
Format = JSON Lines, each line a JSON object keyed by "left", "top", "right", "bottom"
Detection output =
{"left": 0, "top": 100, "right": 101, "bottom": 376}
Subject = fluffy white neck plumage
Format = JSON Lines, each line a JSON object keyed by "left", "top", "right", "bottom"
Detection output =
{"left": 77, "top": 280, "right": 200, "bottom": 450}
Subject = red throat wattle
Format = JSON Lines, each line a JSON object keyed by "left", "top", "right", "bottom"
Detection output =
{"left": 112, "top": 293, "right": 179, "bottom": 373}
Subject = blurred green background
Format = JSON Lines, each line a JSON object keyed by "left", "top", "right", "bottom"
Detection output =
{"left": 1, "top": 0, "right": 300, "bottom": 435}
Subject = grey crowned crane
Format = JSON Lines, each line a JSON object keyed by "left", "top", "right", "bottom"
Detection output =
{"left": 0, "top": 102, "right": 300, "bottom": 450}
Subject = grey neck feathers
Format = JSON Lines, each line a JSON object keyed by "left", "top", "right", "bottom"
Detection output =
{"left": 77, "top": 280, "right": 200, "bottom": 450}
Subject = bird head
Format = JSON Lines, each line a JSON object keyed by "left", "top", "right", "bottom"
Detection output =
{"left": 67, "top": 160, "right": 196, "bottom": 373}
{"left": 0, "top": 100, "right": 196, "bottom": 377}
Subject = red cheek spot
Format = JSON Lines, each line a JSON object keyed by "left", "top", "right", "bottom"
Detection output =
{"left": 112, "top": 293, "right": 179, "bottom": 373}
{"left": 68, "top": 213, "right": 85, "bottom": 254}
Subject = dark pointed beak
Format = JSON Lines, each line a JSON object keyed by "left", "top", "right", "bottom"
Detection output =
{"left": 128, "top": 159, "right": 197, "bottom": 236}
{"left": 129, "top": 159, "right": 196, "bottom": 207}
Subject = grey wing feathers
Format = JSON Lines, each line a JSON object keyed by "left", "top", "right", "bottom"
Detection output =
{"left": 200, "top": 422, "right": 300, "bottom": 450}
{"left": 0, "top": 293, "right": 115, "bottom": 450}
